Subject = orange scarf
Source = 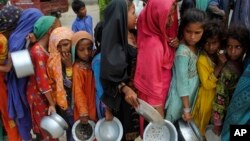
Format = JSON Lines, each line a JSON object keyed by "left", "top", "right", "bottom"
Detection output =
{"left": 0, "top": 34, "right": 7, "bottom": 65}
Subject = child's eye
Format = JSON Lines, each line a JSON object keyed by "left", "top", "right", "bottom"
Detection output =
{"left": 88, "top": 46, "right": 93, "bottom": 50}
{"left": 236, "top": 45, "right": 242, "bottom": 49}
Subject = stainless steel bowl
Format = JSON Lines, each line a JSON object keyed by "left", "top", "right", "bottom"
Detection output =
{"left": 144, "top": 120, "right": 178, "bottom": 141}
{"left": 176, "top": 119, "right": 203, "bottom": 141}
{"left": 72, "top": 120, "right": 95, "bottom": 141}
{"left": 95, "top": 117, "right": 123, "bottom": 141}
{"left": 40, "top": 113, "right": 68, "bottom": 138}
{"left": 11, "top": 49, "right": 34, "bottom": 78}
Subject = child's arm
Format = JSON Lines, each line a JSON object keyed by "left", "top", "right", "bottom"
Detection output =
{"left": 72, "top": 65, "right": 89, "bottom": 124}
{"left": 0, "top": 53, "right": 12, "bottom": 73}
{"left": 214, "top": 53, "right": 227, "bottom": 77}
{"left": 174, "top": 54, "right": 192, "bottom": 121}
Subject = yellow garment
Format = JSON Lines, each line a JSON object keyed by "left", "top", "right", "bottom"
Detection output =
{"left": 0, "top": 34, "right": 7, "bottom": 65}
{"left": 47, "top": 27, "right": 74, "bottom": 110}
{"left": 192, "top": 52, "right": 218, "bottom": 136}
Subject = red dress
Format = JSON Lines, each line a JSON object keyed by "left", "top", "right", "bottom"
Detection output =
{"left": 26, "top": 44, "right": 56, "bottom": 140}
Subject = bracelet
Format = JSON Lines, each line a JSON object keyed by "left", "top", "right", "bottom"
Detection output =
{"left": 66, "top": 67, "right": 72, "bottom": 77}
{"left": 118, "top": 82, "right": 126, "bottom": 93}
{"left": 183, "top": 107, "right": 191, "bottom": 113}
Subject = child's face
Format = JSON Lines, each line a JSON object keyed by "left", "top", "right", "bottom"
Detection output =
{"left": 204, "top": 37, "right": 220, "bottom": 55}
{"left": 183, "top": 23, "right": 204, "bottom": 47}
{"left": 57, "top": 39, "right": 71, "bottom": 54}
{"left": 226, "top": 37, "right": 244, "bottom": 61}
{"left": 77, "top": 7, "right": 87, "bottom": 18}
{"left": 76, "top": 39, "right": 93, "bottom": 62}
{"left": 127, "top": 3, "right": 137, "bottom": 30}
{"left": 166, "top": 2, "right": 177, "bottom": 28}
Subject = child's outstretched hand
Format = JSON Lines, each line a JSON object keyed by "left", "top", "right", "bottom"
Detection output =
{"left": 104, "top": 107, "right": 114, "bottom": 121}
{"left": 80, "top": 115, "right": 89, "bottom": 124}
{"left": 182, "top": 112, "right": 193, "bottom": 122}
{"left": 169, "top": 37, "right": 179, "bottom": 48}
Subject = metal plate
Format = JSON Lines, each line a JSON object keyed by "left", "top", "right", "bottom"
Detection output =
{"left": 177, "top": 119, "right": 203, "bottom": 141}
{"left": 135, "top": 99, "right": 164, "bottom": 123}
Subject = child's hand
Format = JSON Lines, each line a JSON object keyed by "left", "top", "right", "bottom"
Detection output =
{"left": 168, "top": 37, "right": 179, "bottom": 48}
{"left": 80, "top": 115, "right": 89, "bottom": 124}
{"left": 123, "top": 86, "right": 139, "bottom": 109}
{"left": 48, "top": 105, "right": 56, "bottom": 115}
{"left": 62, "top": 52, "right": 72, "bottom": 67}
{"left": 217, "top": 52, "right": 227, "bottom": 66}
{"left": 105, "top": 108, "right": 114, "bottom": 121}
{"left": 182, "top": 112, "right": 192, "bottom": 122}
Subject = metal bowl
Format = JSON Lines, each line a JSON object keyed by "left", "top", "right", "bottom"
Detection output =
{"left": 11, "top": 49, "right": 34, "bottom": 78}
{"left": 144, "top": 120, "right": 178, "bottom": 141}
{"left": 95, "top": 117, "right": 123, "bottom": 141}
{"left": 72, "top": 120, "right": 95, "bottom": 141}
{"left": 176, "top": 119, "right": 203, "bottom": 141}
{"left": 40, "top": 113, "right": 68, "bottom": 138}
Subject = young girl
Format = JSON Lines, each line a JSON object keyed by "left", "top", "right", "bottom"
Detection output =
{"left": 71, "top": 31, "right": 96, "bottom": 123}
{"left": 192, "top": 21, "right": 226, "bottom": 137}
{"left": 165, "top": 8, "right": 206, "bottom": 123}
{"left": 27, "top": 16, "right": 61, "bottom": 140}
{"left": 47, "top": 27, "right": 74, "bottom": 141}
{"left": 220, "top": 26, "right": 250, "bottom": 141}
{"left": 212, "top": 25, "right": 249, "bottom": 135}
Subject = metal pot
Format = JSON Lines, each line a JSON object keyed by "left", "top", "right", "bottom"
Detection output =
{"left": 175, "top": 119, "right": 203, "bottom": 141}
{"left": 11, "top": 49, "right": 34, "bottom": 78}
{"left": 40, "top": 113, "right": 68, "bottom": 138}
{"left": 144, "top": 120, "right": 178, "bottom": 141}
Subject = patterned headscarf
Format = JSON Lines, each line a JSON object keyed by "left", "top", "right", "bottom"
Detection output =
{"left": 71, "top": 31, "right": 93, "bottom": 63}
{"left": 0, "top": 5, "right": 22, "bottom": 32}
{"left": 47, "top": 27, "right": 74, "bottom": 110}
{"left": 0, "top": 34, "right": 7, "bottom": 64}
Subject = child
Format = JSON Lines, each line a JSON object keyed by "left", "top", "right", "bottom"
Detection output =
{"left": 165, "top": 8, "right": 206, "bottom": 123}
{"left": 71, "top": 0, "right": 93, "bottom": 35}
{"left": 27, "top": 16, "right": 61, "bottom": 141}
{"left": 92, "top": 21, "right": 105, "bottom": 119}
{"left": 212, "top": 25, "right": 249, "bottom": 135}
{"left": 71, "top": 31, "right": 96, "bottom": 123}
{"left": 192, "top": 21, "right": 226, "bottom": 137}
{"left": 47, "top": 27, "right": 74, "bottom": 141}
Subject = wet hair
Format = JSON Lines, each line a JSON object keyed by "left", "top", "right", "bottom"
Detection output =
{"left": 94, "top": 21, "right": 104, "bottom": 56}
{"left": 200, "top": 20, "right": 225, "bottom": 47}
{"left": 178, "top": 8, "right": 206, "bottom": 40}
{"left": 227, "top": 24, "right": 249, "bottom": 50}
{"left": 72, "top": 0, "right": 85, "bottom": 14}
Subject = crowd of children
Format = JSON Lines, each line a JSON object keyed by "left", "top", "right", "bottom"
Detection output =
{"left": 0, "top": 0, "right": 250, "bottom": 141}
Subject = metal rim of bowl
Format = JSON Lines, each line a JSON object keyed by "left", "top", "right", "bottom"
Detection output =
{"left": 94, "top": 117, "right": 123, "bottom": 141}
{"left": 143, "top": 120, "right": 178, "bottom": 141}
{"left": 72, "top": 120, "right": 95, "bottom": 141}
{"left": 40, "top": 116, "right": 65, "bottom": 138}
{"left": 50, "top": 113, "right": 69, "bottom": 129}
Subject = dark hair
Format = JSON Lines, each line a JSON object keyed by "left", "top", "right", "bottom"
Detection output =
{"left": 200, "top": 20, "right": 225, "bottom": 47}
{"left": 227, "top": 24, "right": 249, "bottom": 50}
{"left": 178, "top": 8, "right": 206, "bottom": 40}
{"left": 72, "top": 0, "right": 85, "bottom": 14}
{"left": 94, "top": 21, "right": 104, "bottom": 56}
{"left": 180, "top": 0, "right": 196, "bottom": 19}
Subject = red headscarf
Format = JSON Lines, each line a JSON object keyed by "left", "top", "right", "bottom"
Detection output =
{"left": 134, "top": 0, "right": 176, "bottom": 102}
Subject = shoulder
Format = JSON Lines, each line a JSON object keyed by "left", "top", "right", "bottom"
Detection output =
{"left": 176, "top": 44, "right": 190, "bottom": 56}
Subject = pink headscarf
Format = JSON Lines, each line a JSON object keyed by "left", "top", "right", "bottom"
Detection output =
{"left": 134, "top": 0, "right": 176, "bottom": 103}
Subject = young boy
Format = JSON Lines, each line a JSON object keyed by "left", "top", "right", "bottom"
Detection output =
{"left": 71, "top": 0, "right": 93, "bottom": 35}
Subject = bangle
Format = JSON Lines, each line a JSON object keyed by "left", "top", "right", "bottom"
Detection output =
{"left": 66, "top": 67, "right": 72, "bottom": 77}
{"left": 118, "top": 82, "right": 126, "bottom": 93}
{"left": 183, "top": 107, "right": 191, "bottom": 113}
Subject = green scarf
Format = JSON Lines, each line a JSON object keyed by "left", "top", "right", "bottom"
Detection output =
{"left": 196, "top": 0, "right": 209, "bottom": 11}
{"left": 33, "top": 16, "right": 56, "bottom": 40}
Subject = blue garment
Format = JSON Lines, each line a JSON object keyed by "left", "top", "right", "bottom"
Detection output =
{"left": 165, "top": 44, "right": 199, "bottom": 122}
{"left": 221, "top": 60, "right": 250, "bottom": 141}
{"left": 91, "top": 53, "right": 105, "bottom": 119}
{"left": 7, "top": 8, "right": 43, "bottom": 140}
{"left": 72, "top": 15, "right": 93, "bottom": 35}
